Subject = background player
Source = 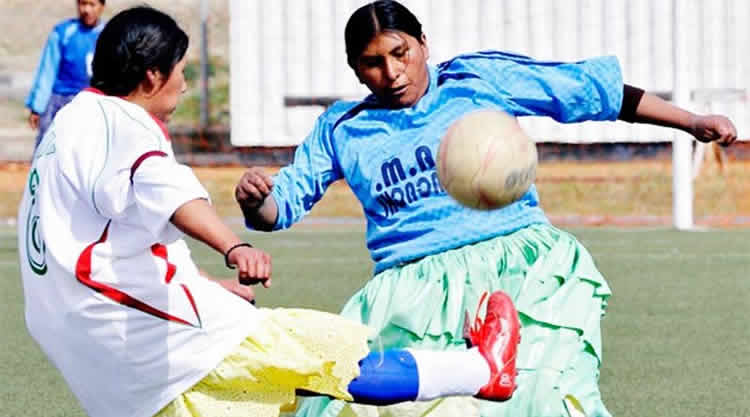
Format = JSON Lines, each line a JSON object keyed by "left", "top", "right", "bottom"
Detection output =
{"left": 25, "top": 0, "right": 106, "bottom": 150}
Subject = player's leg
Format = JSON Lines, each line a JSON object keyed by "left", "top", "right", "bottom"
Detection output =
{"left": 296, "top": 224, "right": 613, "bottom": 417}
{"left": 477, "top": 228, "right": 612, "bottom": 417}
{"left": 345, "top": 291, "right": 520, "bottom": 406}
{"left": 154, "top": 291, "right": 520, "bottom": 417}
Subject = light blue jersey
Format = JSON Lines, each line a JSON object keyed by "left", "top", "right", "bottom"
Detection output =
{"left": 25, "top": 18, "right": 104, "bottom": 114}
{"left": 268, "top": 51, "right": 624, "bottom": 274}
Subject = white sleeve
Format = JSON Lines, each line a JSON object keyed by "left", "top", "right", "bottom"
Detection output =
{"left": 95, "top": 151, "right": 209, "bottom": 238}
{"left": 131, "top": 153, "right": 209, "bottom": 238}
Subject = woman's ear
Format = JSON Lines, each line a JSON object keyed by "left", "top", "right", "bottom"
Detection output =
{"left": 141, "top": 69, "right": 164, "bottom": 97}
{"left": 351, "top": 65, "right": 365, "bottom": 85}
{"left": 420, "top": 34, "right": 429, "bottom": 61}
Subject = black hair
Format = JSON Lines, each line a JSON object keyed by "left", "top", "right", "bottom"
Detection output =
{"left": 344, "top": 0, "right": 424, "bottom": 68}
{"left": 91, "top": 6, "right": 188, "bottom": 96}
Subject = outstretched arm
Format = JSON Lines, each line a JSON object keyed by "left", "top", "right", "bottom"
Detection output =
{"left": 172, "top": 198, "right": 272, "bottom": 287}
{"left": 236, "top": 115, "right": 343, "bottom": 232}
{"left": 26, "top": 28, "right": 62, "bottom": 117}
{"left": 618, "top": 85, "right": 737, "bottom": 146}
{"left": 235, "top": 167, "right": 278, "bottom": 231}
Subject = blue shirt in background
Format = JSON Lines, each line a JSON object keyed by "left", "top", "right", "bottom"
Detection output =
{"left": 267, "top": 51, "right": 624, "bottom": 274}
{"left": 25, "top": 18, "right": 105, "bottom": 114}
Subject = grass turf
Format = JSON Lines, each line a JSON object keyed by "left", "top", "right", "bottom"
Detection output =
{"left": 2, "top": 225, "right": 749, "bottom": 416}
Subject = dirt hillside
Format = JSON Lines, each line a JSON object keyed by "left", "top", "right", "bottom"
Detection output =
{"left": 0, "top": 0, "right": 230, "bottom": 72}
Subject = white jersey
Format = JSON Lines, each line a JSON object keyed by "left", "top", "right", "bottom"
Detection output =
{"left": 17, "top": 90, "right": 259, "bottom": 417}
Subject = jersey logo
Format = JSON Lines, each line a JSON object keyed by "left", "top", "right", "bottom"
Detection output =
{"left": 374, "top": 145, "right": 446, "bottom": 217}
{"left": 25, "top": 169, "right": 48, "bottom": 275}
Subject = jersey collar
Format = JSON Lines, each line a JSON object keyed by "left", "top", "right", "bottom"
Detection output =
{"left": 83, "top": 87, "right": 171, "bottom": 141}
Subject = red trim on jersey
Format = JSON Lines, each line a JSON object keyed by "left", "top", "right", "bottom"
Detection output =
{"left": 130, "top": 151, "right": 168, "bottom": 184}
{"left": 84, "top": 87, "right": 105, "bottom": 95}
{"left": 151, "top": 243, "right": 202, "bottom": 327}
{"left": 148, "top": 114, "right": 171, "bottom": 141}
{"left": 151, "top": 244, "right": 177, "bottom": 283}
{"left": 75, "top": 221, "right": 202, "bottom": 328}
{"left": 180, "top": 283, "right": 202, "bottom": 328}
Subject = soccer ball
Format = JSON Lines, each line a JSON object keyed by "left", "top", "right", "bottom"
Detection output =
{"left": 436, "top": 109, "right": 537, "bottom": 210}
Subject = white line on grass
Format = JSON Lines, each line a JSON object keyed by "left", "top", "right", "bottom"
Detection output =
{"left": 198, "top": 257, "right": 364, "bottom": 266}
{"left": 596, "top": 252, "right": 748, "bottom": 259}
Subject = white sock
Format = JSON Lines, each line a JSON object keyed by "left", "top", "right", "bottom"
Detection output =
{"left": 406, "top": 347, "right": 490, "bottom": 401}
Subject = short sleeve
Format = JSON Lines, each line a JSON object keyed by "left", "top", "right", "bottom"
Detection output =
{"left": 94, "top": 150, "right": 209, "bottom": 239}
{"left": 130, "top": 154, "right": 210, "bottom": 237}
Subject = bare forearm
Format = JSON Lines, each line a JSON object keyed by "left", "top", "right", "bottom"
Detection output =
{"left": 241, "top": 197, "right": 279, "bottom": 232}
{"left": 617, "top": 84, "right": 737, "bottom": 145}
{"left": 631, "top": 92, "right": 696, "bottom": 133}
{"left": 171, "top": 198, "right": 243, "bottom": 254}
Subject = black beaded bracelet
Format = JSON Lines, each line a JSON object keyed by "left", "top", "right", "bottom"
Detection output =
{"left": 224, "top": 243, "right": 253, "bottom": 269}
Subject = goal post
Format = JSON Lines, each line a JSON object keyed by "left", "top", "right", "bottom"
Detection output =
{"left": 671, "top": 1, "right": 747, "bottom": 230}
{"left": 671, "top": 0, "right": 693, "bottom": 230}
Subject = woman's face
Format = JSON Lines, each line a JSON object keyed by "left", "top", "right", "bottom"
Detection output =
{"left": 149, "top": 57, "right": 187, "bottom": 122}
{"left": 77, "top": 0, "right": 104, "bottom": 27}
{"left": 353, "top": 31, "right": 430, "bottom": 108}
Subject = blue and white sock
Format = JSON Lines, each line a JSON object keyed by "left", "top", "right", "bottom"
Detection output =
{"left": 407, "top": 347, "right": 490, "bottom": 401}
{"left": 347, "top": 348, "right": 490, "bottom": 405}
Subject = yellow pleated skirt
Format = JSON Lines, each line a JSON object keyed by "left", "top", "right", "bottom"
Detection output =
{"left": 155, "top": 307, "right": 372, "bottom": 417}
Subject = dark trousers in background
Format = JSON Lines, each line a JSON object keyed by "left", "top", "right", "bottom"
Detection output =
{"left": 35, "top": 93, "right": 76, "bottom": 150}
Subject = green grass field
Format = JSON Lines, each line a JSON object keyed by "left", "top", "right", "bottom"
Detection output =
{"left": 2, "top": 224, "right": 749, "bottom": 417}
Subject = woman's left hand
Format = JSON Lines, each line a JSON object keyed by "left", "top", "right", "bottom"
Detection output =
{"left": 217, "top": 279, "right": 257, "bottom": 304}
{"left": 200, "top": 269, "right": 258, "bottom": 304}
{"left": 691, "top": 115, "right": 738, "bottom": 146}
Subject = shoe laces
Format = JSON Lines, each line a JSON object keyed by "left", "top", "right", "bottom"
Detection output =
{"left": 467, "top": 291, "right": 518, "bottom": 373}
{"left": 467, "top": 291, "right": 490, "bottom": 345}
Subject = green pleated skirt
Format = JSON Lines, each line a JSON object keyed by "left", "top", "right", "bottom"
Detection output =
{"left": 295, "top": 223, "right": 613, "bottom": 417}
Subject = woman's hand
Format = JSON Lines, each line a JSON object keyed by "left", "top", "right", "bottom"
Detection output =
{"left": 217, "top": 279, "right": 257, "bottom": 303}
{"left": 235, "top": 167, "right": 274, "bottom": 210}
{"left": 28, "top": 112, "right": 40, "bottom": 130}
{"left": 690, "top": 115, "right": 737, "bottom": 146}
{"left": 226, "top": 244, "right": 272, "bottom": 288}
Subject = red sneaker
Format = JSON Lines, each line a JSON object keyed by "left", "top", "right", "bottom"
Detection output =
{"left": 465, "top": 291, "right": 521, "bottom": 401}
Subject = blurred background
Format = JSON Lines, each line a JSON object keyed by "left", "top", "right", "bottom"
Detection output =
{"left": 2, "top": 0, "right": 749, "bottom": 227}
{"left": 0, "top": 0, "right": 232, "bottom": 160}
{"left": 229, "top": 0, "right": 749, "bottom": 147}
